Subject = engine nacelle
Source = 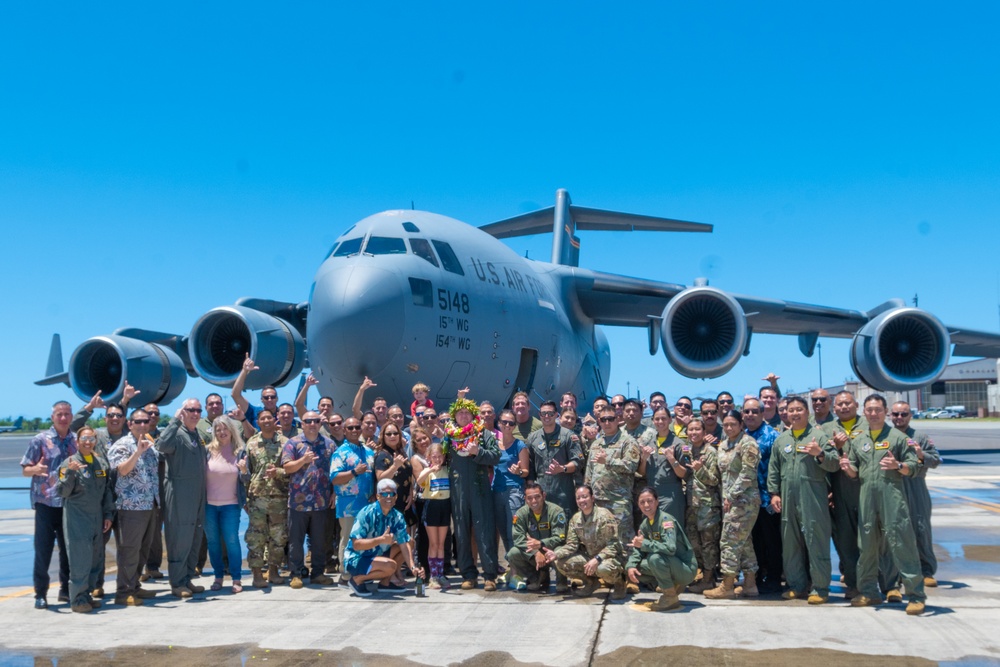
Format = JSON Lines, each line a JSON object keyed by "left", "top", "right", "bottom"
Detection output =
{"left": 850, "top": 308, "right": 950, "bottom": 390}
{"left": 189, "top": 305, "right": 306, "bottom": 388}
{"left": 660, "top": 287, "right": 748, "bottom": 378}
{"left": 69, "top": 335, "right": 187, "bottom": 405}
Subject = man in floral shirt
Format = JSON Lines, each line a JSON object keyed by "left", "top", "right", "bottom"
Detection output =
{"left": 21, "top": 400, "right": 77, "bottom": 609}
{"left": 281, "top": 410, "right": 335, "bottom": 588}
{"left": 107, "top": 408, "right": 161, "bottom": 606}
{"left": 330, "top": 416, "right": 375, "bottom": 583}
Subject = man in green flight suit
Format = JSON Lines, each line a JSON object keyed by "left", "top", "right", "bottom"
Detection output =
{"left": 840, "top": 394, "right": 926, "bottom": 615}
{"left": 156, "top": 398, "right": 209, "bottom": 598}
{"left": 822, "top": 390, "right": 866, "bottom": 597}
{"left": 507, "top": 481, "right": 568, "bottom": 592}
{"left": 627, "top": 487, "right": 697, "bottom": 611}
{"left": 768, "top": 396, "right": 841, "bottom": 604}
{"left": 891, "top": 401, "right": 942, "bottom": 587}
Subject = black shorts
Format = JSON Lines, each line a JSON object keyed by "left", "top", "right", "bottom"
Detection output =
{"left": 422, "top": 498, "right": 452, "bottom": 527}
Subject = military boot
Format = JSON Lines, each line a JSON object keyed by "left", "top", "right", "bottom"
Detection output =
{"left": 574, "top": 576, "right": 600, "bottom": 597}
{"left": 610, "top": 579, "right": 627, "bottom": 600}
{"left": 252, "top": 568, "right": 269, "bottom": 588}
{"left": 704, "top": 574, "right": 736, "bottom": 599}
{"left": 739, "top": 570, "right": 759, "bottom": 597}
{"left": 268, "top": 564, "right": 286, "bottom": 585}
{"left": 688, "top": 575, "right": 716, "bottom": 594}
{"left": 652, "top": 590, "right": 683, "bottom": 611}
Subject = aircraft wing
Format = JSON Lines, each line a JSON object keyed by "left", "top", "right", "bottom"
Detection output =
{"left": 570, "top": 268, "right": 1000, "bottom": 358}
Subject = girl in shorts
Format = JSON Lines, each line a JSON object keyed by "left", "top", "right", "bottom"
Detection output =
{"left": 416, "top": 442, "right": 451, "bottom": 589}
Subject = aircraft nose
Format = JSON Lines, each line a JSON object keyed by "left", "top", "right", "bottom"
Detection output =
{"left": 309, "top": 263, "right": 404, "bottom": 381}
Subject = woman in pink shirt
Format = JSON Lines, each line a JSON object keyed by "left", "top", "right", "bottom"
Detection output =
{"left": 205, "top": 415, "right": 246, "bottom": 593}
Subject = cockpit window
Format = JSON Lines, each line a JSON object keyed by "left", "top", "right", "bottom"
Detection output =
{"left": 402, "top": 222, "right": 420, "bottom": 232}
{"left": 364, "top": 236, "right": 407, "bottom": 255}
{"left": 409, "top": 238, "right": 439, "bottom": 267}
{"left": 332, "top": 237, "right": 363, "bottom": 257}
{"left": 432, "top": 240, "right": 464, "bottom": 275}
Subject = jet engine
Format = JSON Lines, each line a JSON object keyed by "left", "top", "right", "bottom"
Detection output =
{"left": 189, "top": 305, "right": 306, "bottom": 388}
{"left": 850, "top": 308, "right": 950, "bottom": 391}
{"left": 68, "top": 335, "right": 187, "bottom": 405}
{"left": 660, "top": 287, "right": 748, "bottom": 378}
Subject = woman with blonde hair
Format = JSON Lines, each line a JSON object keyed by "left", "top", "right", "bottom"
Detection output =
{"left": 206, "top": 415, "right": 247, "bottom": 592}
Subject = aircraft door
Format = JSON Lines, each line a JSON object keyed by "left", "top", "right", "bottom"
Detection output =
{"left": 505, "top": 348, "right": 537, "bottom": 406}
{"left": 438, "top": 361, "right": 471, "bottom": 400}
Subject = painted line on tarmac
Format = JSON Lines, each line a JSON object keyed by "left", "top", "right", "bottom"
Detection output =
{"left": 0, "top": 565, "right": 118, "bottom": 604}
{"left": 932, "top": 488, "right": 1000, "bottom": 513}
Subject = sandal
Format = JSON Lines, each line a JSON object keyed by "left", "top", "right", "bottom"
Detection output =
{"left": 232, "top": 581, "right": 243, "bottom": 593}
{"left": 210, "top": 580, "right": 223, "bottom": 591}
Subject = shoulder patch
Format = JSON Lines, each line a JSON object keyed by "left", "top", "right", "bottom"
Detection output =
{"left": 662, "top": 520, "right": 674, "bottom": 529}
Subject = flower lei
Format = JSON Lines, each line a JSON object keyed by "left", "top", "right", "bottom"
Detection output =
{"left": 444, "top": 417, "right": 485, "bottom": 456}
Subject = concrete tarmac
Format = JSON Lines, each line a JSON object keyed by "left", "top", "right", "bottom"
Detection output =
{"left": 0, "top": 422, "right": 998, "bottom": 666}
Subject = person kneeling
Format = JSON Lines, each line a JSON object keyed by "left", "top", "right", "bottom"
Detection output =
{"left": 553, "top": 485, "right": 627, "bottom": 600}
{"left": 626, "top": 487, "right": 697, "bottom": 611}
{"left": 343, "top": 479, "right": 425, "bottom": 597}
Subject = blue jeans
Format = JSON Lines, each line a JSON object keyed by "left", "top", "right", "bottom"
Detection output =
{"left": 205, "top": 504, "right": 243, "bottom": 580}
{"left": 493, "top": 486, "right": 525, "bottom": 556}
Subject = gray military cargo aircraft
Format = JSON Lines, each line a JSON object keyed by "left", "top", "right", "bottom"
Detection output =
{"left": 36, "top": 189, "right": 1000, "bottom": 410}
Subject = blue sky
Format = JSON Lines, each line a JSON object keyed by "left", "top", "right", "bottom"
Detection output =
{"left": 3, "top": 2, "right": 999, "bottom": 417}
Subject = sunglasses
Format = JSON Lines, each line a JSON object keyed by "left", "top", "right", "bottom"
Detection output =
{"left": 676, "top": 403, "right": 692, "bottom": 409}
{"left": 743, "top": 409, "right": 761, "bottom": 415}
{"left": 183, "top": 408, "right": 203, "bottom": 414}
{"left": 378, "top": 491, "right": 397, "bottom": 498}
{"left": 611, "top": 402, "right": 625, "bottom": 407}
{"left": 385, "top": 432, "right": 400, "bottom": 437}
{"left": 262, "top": 395, "right": 278, "bottom": 401}
{"left": 148, "top": 411, "right": 160, "bottom": 417}
{"left": 599, "top": 416, "right": 617, "bottom": 423}
{"left": 891, "top": 411, "right": 910, "bottom": 417}
{"left": 812, "top": 397, "right": 829, "bottom": 402}
{"left": 701, "top": 410, "right": 718, "bottom": 416}
{"left": 130, "top": 418, "right": 151, "bottom": 424}
{"left": 107, "top": 413, "right": 124, "bottom": 419}
{"left": 539, "top": 411, "right": 556, "bottom": 417}
{"left": 79, "top": 436, "right": 97, "bottom": 444}
{"left": 303, "top": 418, "right": 322, "bottom": 424}
{"left": 330, "top": 420, "right": 343, "bottom": 426}
{"left": 345, "top": 425, "right": 362, "bottom": 431}
{"left": 498, "top": 419, "right": 516, "bottom": 426}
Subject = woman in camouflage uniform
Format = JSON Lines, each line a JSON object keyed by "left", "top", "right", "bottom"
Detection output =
{"left": 704, "top": 410, "right": 760, "bottom": 600}
{"left": 683, "top": 419, "right": 722, "bottom": 593}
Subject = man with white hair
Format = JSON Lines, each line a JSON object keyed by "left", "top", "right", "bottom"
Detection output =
{"left": 343, "top": 478, "right": 425, "bottom": 597}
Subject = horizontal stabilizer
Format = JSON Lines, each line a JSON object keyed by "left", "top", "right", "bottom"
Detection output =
{"left": 481, "top": 205, "right": 712, "bottom": 239}
{"left": 35, "top": 333, "right": 70, "bottom": 387}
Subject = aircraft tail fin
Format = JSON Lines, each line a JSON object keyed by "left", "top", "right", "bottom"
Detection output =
{"left": 13, "top": 416, "right": 23, "bottom": 429}
{"left": 480, "top": 189, "right": 713, "bottom": 267}
{"left": 35, "top": 333, "right": 70, "bottom": 387}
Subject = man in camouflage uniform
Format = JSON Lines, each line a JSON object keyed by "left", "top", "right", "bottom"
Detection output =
{"left": 585, "top": 406, "right": 640, "bottom": 552}
{"left": 841, "top": 395, "right": 926, "bottom": 615}
{"left": 891, "top": 401, "right": 942, "bottom": 587}
{"left": 822, "top": 391, "right": 866, "bottom": 597}
{"left": 553, "top": 485, "right": 626, "bottom": 599}
{"left": 507, "top": 481, "right": 567, "bottom": 592}
{"left": 241, "top": 408, "right": 289, "bottom": 587}
{"left": 622, "top": 399, "right": 656, "bottom": 535}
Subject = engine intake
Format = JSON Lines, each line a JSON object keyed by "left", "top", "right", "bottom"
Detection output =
{"left": 68, "top": 335, "right": 187, "bottom": 405}
{"left": 851, "top": 308, "right": 950, "bottom": 390}
{"left": 660, "top": 287, "right": 748, "bottom": 378}
{"left": 189, "top": 305, "right": 305, "bottom": 387}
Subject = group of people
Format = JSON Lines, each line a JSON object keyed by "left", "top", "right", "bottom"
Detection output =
{"left": 22, "top": 362, "right": 940, "bottom": 616}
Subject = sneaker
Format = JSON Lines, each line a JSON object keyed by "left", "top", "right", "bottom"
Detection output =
{"left": 34, "top": 598, "right": 47, "bottom": 610}
{"left": 436, "top": 576, "right": 452, "bottom": 591}
{"left": 289, "top": 577, "right": 304, "bottom": 589}
{"left": 311, "top": 574, "right": 335, "bottom": 586}
{"left": 378, "top": 582, "right": 407, "bottom": 593}
{"left": 349, "top": 578, "right": 372, "bottom": 597}
{"left": 514, "top": 579, "right": 527, "bottom": 592}
{"left": 339, "top": 572, "right": 350, "bottom": 584}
